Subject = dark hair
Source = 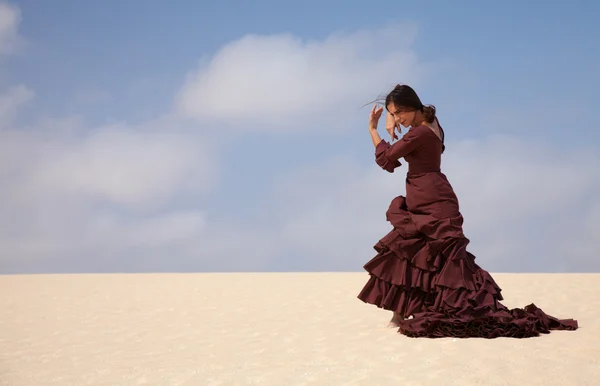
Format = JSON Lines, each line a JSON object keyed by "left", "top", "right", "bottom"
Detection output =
{"left": 372, "top": 84, "right": 445, "bottom": 152}
{"left": 385, "top": 84, "right": 436, "bottom": 123}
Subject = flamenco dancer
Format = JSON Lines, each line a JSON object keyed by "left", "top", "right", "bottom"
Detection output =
{"left": 357, "top": 84, "right": 578, "bottom": 338}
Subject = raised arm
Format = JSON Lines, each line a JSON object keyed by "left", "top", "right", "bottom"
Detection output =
{"left": 374, "top": 127, "right": 425, "bottom": 173}
{"left": 367, "top": 105, "right": 425, "bottom": 173}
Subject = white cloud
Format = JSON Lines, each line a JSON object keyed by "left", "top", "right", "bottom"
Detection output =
{"left": 175, "top": 24, "right": 426, "bottom": 132}
{"left": 29, "top": 125, "right": 215, "bottom": 207}
{"left": 0, "top": 116, "right": 219, "bottom": 270}
{"left": 1, "top": 119, "right": 216, "bottom": 206}
{"left": 0, "top": 2, "right": 22, "bottom": 54}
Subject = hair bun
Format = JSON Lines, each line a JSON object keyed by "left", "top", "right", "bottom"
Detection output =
{"left": 421, "top": 105, "right": 436, "bottom": 123}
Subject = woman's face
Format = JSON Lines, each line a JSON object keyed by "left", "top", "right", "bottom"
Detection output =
{"left": 387, "top": 102, "right": 416, "bottom": 128}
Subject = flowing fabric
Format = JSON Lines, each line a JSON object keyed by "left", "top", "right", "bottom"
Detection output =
{"left": 357, "top": 125, "right": 578, "bottom": 338}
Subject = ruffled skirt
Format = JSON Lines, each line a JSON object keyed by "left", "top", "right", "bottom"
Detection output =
{"left": 357, "top": 195, "right": 578, "bottom": 338}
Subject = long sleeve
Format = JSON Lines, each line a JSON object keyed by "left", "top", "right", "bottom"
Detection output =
{"left": 375, "top": 127, "right": 425, "bottom": 173}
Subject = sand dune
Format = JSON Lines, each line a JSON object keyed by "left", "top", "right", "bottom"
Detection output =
{"left": 1, "top": 273, "right": 598, "bottom": 385}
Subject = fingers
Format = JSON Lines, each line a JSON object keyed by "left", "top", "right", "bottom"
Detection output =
{"left": 387, "top": 127, "right": 396, "bottom": 142}
{"left": 371, "top": 105, "right": 384, "bottom": 118}
{"left": 372, "top": 106, "right": 383, "bottom": 118}
{"left": 370, "top": 105, "right": 384, "bottom": 130}
{"left": 392, "top": 123, "right": 400, "bottom": 141}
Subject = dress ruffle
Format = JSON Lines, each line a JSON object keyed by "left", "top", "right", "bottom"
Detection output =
{"left": 357, "top": 195, "right": 578, "bottom": 339}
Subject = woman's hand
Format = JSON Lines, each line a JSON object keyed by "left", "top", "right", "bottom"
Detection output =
{"left": 385, "top": 111, "right": 400, "bottom": 141}
{"left": 369, "top": 104, "right": 383, "bottom": 131}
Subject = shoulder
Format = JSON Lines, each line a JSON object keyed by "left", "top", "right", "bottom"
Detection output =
{"left": 412, "top": 124, "right": 432, "bottom": 134}
{"left": 402, "top": 125, "right": 431, "bottom": 140}
{"left": 411, "top": 124, "right": 441, "bottom": 140}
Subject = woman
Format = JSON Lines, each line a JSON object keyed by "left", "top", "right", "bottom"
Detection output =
{"left": 357, "top": 84, "right": 578, "bottom": 338}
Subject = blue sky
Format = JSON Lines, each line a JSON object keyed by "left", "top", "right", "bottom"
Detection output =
{"left": 1, "top": 0, "right": 599, "bottom": 274}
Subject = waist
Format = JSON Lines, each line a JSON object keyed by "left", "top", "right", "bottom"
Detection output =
{"left": 407, "top": 169, "right": 441, "bottom": 178}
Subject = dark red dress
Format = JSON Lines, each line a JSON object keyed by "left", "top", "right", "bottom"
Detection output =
{"left": 357, "top": 124, "right": 578, "bottom": 338}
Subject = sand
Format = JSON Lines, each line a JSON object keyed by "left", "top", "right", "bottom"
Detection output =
{"left": 1, "top": 272, "right": 598, "bottom": 385}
